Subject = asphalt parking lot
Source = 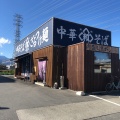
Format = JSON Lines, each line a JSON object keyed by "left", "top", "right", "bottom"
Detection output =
{"left": 0, "top": 75, "right": 120, "bottom": 120}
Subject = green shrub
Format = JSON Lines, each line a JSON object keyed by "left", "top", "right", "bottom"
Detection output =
{"left": 0, "top": 70, "right": 15, "bottom": 75}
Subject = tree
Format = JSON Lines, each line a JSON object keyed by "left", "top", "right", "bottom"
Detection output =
{"left": 0, "top": 64, "right": 7, "bottom": 70}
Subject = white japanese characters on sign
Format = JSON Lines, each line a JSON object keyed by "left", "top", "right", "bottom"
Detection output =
{"left": 42, "top": 27, "right": 49, "bottom": 42}
{"left": 57, "top": 26, "right": 109, "bottom": 45}
{"left": 94, "top": 34, "right": 109, "bottom": 45}
{"left": 57, "top": 26, "right": 66, "bottom": 39}
{"left": 67, "top": 29, "right": 77, "bottom": 41}
{"left": 16, "top": 27, "right": 49, "bottom": 53}
{"left": 78, "top": 28, "right": 93, "bottom": 43}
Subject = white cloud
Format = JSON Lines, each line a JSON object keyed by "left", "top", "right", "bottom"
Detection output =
{"left": 0, "top": 37, "right": 11, "bottom": 47}
{"left": 0, "top": 52, "right": 3, "bottom": 55}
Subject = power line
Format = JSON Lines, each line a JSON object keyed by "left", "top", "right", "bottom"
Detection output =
{"left": 24, "top": 0, "right": 68, "bottom": 23}
{"left": 92, "top": 17, "right": 120, "bottom": 27}
{"left": 13, "top": 0, "right": 120, "bottom": 38}
{"left": 79, "top": 7, "right": 120, "bottom": 23}
{"left": 103, "top": 22, "right": 120, "bottom": 29}
{"left": 61, "top": 0, "right": 117, "bottom": 23}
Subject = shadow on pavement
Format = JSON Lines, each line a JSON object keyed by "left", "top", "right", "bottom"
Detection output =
{"left": 91, "top": 90, "right": 120, "bottom": 97}
{"left": 0, "top": 75, "right": 16, "bottom": 83}
{"left": 0, "top": 106, "right": 10, "bottom": 110}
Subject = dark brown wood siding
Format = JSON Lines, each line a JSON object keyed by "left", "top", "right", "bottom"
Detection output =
{"left": 67, "top": 43, "right": 85, "bottom": 91}
{"left": 15, "top": 42, "right": 119, "bottom": 93}
{"left": 92, "top": 53, "right": 119, "bottom": 92}
{"left": 93, "top": 74, "right": 110, "bottom": 92}
{"left": 84, "top": 47, "right": 119, "bottom": 93}
{"left": 84, "top": 50, "right": 94, "bottom": 92}
{"left": 111, "top": 53, "right": 119, "bottom": 76}
{"left": 119, "top": 60, "right": 120, "bottom": 77}
{"left": 32, "top": 46, "right": 53, "bottom": 87}
{"left": 52, "top": 46, "right": 66, "bottom": 87}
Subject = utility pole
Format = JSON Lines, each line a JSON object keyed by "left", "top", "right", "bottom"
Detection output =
{"left": 13, "top": 14, "right": 23, "bottom": 58}
{"left": 14, "top": 14, "right": 23, "bottom": 43}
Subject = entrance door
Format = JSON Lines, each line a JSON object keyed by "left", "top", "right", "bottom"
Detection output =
{"left": 38, "top": 60, "right": 46, "bottom": 84}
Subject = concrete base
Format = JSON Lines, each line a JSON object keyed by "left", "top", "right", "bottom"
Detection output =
{"left": 59, "top": 87, "right": 67, "bottom": 90}
{"left": 35, "top": 82, "right": 46, "bottom": 87}
{"left": 76, "top": 91, "right": 85, "bottom": 96}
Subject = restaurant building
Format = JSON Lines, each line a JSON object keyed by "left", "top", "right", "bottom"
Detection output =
{"left": 14, "top": 17, "right": 119, "bottom": 93}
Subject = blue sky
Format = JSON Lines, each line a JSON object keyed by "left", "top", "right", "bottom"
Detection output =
{"left": 1, "top": 0, "right": 120, "bottom": 58}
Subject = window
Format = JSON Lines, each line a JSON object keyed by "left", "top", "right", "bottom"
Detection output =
{"left": 94, "top": 52, "right": 111, "bottom": 73}
{"left": 21, "top": 55, "right": 31, "bottom": 73}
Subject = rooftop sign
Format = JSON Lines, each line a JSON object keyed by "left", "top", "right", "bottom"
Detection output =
{"left": 15, "top": 18, "right": 53, "bottom": 57}
{"left": 14, "top": 17, "right": 111, "bottom": 57}
{"left": 53, "top": 18, "right": 111, "bottom": 46}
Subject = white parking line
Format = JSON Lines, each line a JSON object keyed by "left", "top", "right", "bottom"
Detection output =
{"left": 89, "top": 95, "right": 120, "bottom": 107}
